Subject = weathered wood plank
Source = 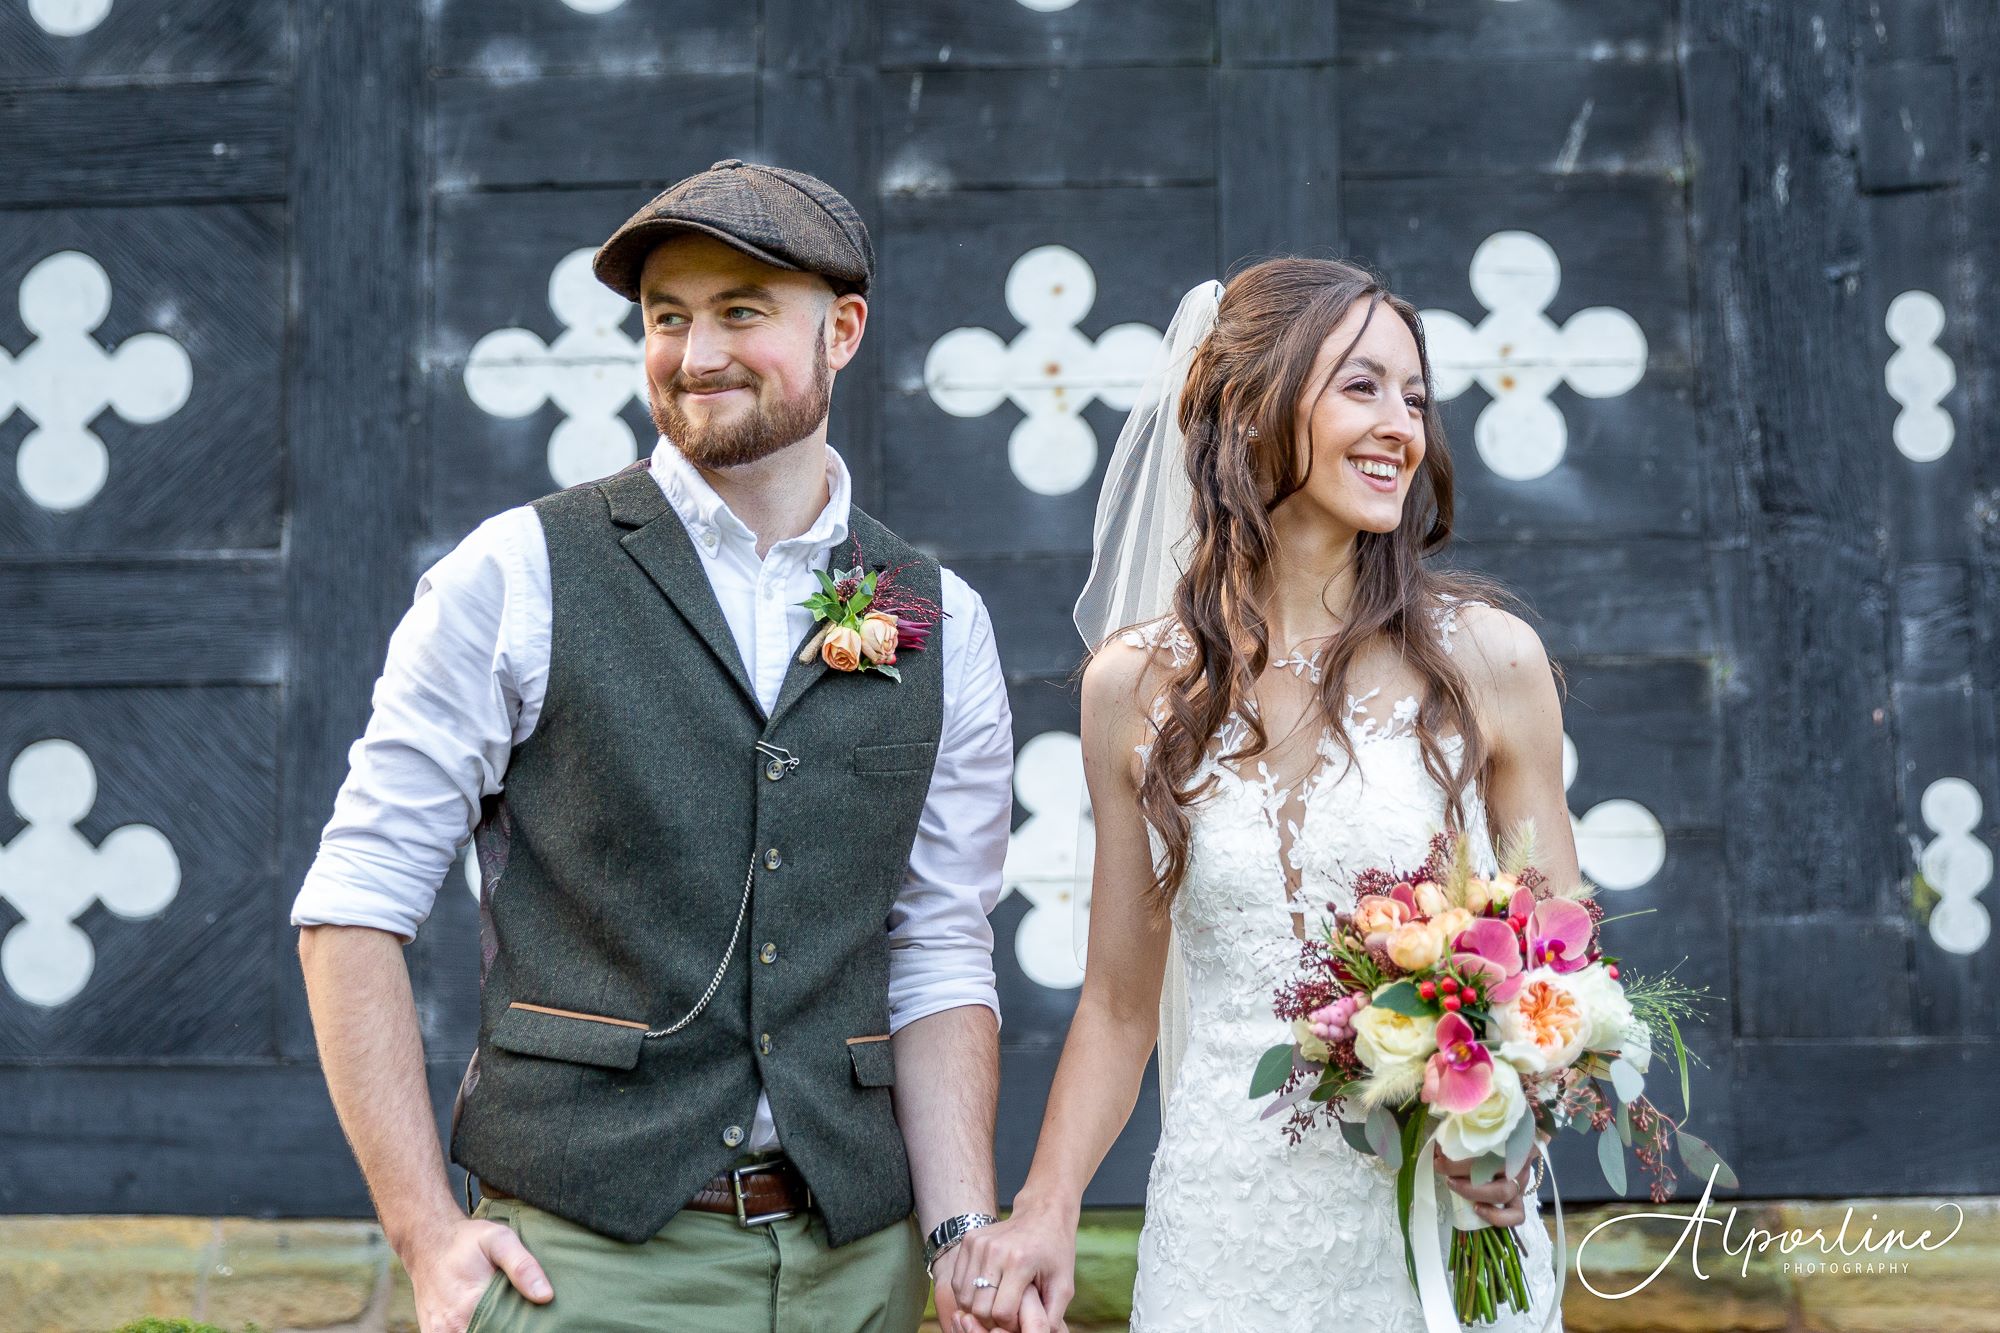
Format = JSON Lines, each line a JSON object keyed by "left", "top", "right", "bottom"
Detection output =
{"left": 1339, "top": 0, "right": 1673, "bottom": 62}
{"left": 1218, "top": 65, "right": 1340, "bottom": 270}
{"left": 1735, "top": 917, "right": 1915, "bottom": 1039}
{"left": 1217, "top": 0, "right": 1336, "bottom": 65}
{"left": 430, "top": 0, "right": 754, "bottom": 77}
{"left": 1732, "top": 1037, "right": 2000, "bottom": 1195}
{"left": 1450, "top": 539, "right": 1718, "bottom": 661}
{"left": 432, "top": 72, "right": 756, "bottom": 193}
{"left": 0, "top": 556, "right": 283, "bottom": 686}
{"left": 0, "top": 1059, "right": 471, "bottom": 1216}
{"left": 1341, "top": 58, "right": 1681, "bottom": 179}
{"left": 1683, "top": 6, "right": 1904, "bottom": 925}
{"left": 0, "top": 0, "right": 286, "bottom": 89}
{"left": 762, "top": 71, "right": 883, "bottom": 506}
{"left": 879, "top": 67, "right": 1214, "bottom": 195}
{"left": 276, "top": 0, "right": 426, "bottom": 1060}
{"left": 0, "top": 83, "right": 287, "bottom": 206}
{"left": 879, "top": 0, "right": 1213, "bottom": 70}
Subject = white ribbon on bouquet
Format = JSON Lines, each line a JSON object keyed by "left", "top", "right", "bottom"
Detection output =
{"left": 1409, "top": 1139, "right": 1566, "bottom": 1332}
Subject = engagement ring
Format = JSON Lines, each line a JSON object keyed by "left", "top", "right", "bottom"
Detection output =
{"left": 973, "top": 1277, "right": 996, "bottom": 1289}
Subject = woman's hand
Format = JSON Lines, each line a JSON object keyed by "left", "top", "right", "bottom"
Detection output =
{"left": 945, "top": 1207, "right": 1078, "bottom": 1333}
{"left": 1433, "top": 1130, "right": 1549, "bottom": 1229}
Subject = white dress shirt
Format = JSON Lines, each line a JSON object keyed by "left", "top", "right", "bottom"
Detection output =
{"left": 291, "top": 439, "right": 1015, "bottom": 1152}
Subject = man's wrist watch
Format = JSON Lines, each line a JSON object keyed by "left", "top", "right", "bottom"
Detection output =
{"left": 924, "top": 1212, "right": 997, "bottom": 1277}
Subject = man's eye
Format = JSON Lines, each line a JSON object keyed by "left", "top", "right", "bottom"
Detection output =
{"left": 726, "top": 306, "right": 758, "bottom": 319}
{"left": 655, "top": 313, "right": 687, "bottom": 328}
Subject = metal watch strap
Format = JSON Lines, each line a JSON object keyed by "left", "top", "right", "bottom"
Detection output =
{"left": 924, "top": 1211, "right": 998, "bottom": 1276}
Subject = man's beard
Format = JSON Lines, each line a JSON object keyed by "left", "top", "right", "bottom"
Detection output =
{"left": 650, "top": 328, "right": 833, "bottom": 469}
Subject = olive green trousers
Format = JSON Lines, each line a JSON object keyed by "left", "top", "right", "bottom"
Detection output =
{"left": 465, "top": 1194, "right": 929, "bottom": 1332}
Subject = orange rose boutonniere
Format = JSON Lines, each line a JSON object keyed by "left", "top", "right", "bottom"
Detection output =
{"left": 796, "top": 563, "right": 938, "bottom": 683}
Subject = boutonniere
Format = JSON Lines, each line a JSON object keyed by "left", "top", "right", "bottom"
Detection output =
{"left": 797, "top": 558, "right": 939, "bottom": 683}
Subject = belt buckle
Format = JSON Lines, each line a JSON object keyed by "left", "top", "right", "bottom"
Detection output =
{"left": 731, "top": 1158, "right": 809, "bottom": 1228}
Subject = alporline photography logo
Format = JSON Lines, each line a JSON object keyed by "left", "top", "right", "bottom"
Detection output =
{"left": 1573, "top": 1166, "right": 1966, "bottom": 1296}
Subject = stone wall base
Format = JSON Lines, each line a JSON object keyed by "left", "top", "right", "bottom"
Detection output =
{"left": 3, "top": 1197, "right": 1993, "bottom": 1332}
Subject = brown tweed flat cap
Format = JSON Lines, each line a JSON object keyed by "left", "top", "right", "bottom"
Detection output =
{"left": 593, "top": 159, "right": 875, "bottom": 303}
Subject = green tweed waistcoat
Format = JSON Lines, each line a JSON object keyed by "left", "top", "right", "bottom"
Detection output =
{"left": 449, "top": 461, "right": 946, "bottom": 1247}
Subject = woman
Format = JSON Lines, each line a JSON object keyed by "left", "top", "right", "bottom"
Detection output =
{"left": 953, "top": 260, "right": 1572, "bottom": 1332}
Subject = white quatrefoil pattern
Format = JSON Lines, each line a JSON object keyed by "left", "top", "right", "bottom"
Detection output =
{"left": 1421, "top": 231, "right": 1646, "bottom": 482}
{"left": 464, "top": 247, "right": 648, "bottom": 488}
{"left": 0, "top": 250, "right": 193, "bottom": 512}
{"left": 1564, "top": 733, "right": 1666, "bottom": 891}
{"left": 1000, "top": 731, "right": 1091, "bottom": 989}
{"left": 0, "top": 739, "right": 180, "bottom": 1008}
{"left": 1884, "top": 290, "right": 1955, "bottom": 462}
{"left": 925, "top": 246, "right": 1162, "bottom": 497}
{"left": 1919, "top": 777, "right": 1991, "bottom": 955}
{"left": 27, "top": 0, "right": 112, "bottom": 35}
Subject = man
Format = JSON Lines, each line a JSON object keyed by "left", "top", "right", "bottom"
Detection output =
{"left": 294, "top": 160, "right": 1043, "bottom": 1331}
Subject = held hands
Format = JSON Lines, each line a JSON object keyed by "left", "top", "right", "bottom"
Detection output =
{"left": 404, "top": 1213, "right": 553, "bottom": 1333}
{"left": 1432, "top": 1130, "right": 1549, "bottom": 1230}
{"left": 938, "top": 1209, "right": 1077, "bottom": 1333}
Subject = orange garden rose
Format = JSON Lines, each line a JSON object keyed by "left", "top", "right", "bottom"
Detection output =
{"left": 859, "top": 611, "right": 899, "bottom": 665}
{"left": 820, "top": 623, "right": 863, "bottom": 672}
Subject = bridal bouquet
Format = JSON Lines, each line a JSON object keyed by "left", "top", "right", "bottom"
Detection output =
{"left": 1248, "top": 825, "right": 1733, "bottom": 1329}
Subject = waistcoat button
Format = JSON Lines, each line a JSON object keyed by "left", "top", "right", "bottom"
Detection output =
{"left": 722, "top": 1125, "right": 744, "bottom": 1147}
{"left": 758, "top": 1033, "right": 772, "bottom": 1055}
{"left": 766, "top": 759, "right": 786, "bottom": 781}
{"left": 764, "top": 848, "right": 783, "bottom": 870}
{"left": 759, "top": 942, "right": 778, "bottom": 964}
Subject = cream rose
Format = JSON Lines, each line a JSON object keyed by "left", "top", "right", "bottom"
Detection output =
{"left": 1432, "top": 906, "right": 1475, "bottom": 948}
{"left": 1490, "top": 969, "right": 1590, "bottom": 1074}
{"left": 1412, "top": 880, "right": 1451, "bottom": 917}
{"left": 1433, "top": 1056, "right": 1527, "bottom": 1160}
{"left": 1351, "top": 996, "right": 1439, "bottom": 1072}
{"left": 821, "top": 623, "right": 863, "bottom": 672}
{"left": 1292, "top": 1016, "right": 1330, "bottom": 1065}
{"left": 859, "top": 611, "right": 899, "bottom": 665}
{"left": 1564, "top": 963, "right": 1637, "bottom": 1054}
{"left": 1387, "top": 918, "right": 1448, "bottom": 972}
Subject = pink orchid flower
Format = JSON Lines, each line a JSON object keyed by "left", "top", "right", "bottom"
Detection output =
{"left": 1525, "top": 897, "right": 1595, "bottom": 974}
{"left": 1450, "top": 917, "right": 1526, "bottom": 1005}
{"left": 1422, "top": 1011, "right": 1495, "bottom": 1114}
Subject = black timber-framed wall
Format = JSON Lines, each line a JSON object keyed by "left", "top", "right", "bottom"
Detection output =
{"left": 0, "top": 0, "right": 1993, "bottom": 1218}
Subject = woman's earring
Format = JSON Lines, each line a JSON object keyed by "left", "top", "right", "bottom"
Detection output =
{"left": 1246, "top": 426, "right": 1260, "bottom": 439}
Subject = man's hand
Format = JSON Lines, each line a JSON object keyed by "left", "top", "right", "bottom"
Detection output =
{"left": 403, "top": 1213, "right": 554, "bottom": 1332}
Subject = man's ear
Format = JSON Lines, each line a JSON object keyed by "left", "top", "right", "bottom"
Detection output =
{"left": 826, "top": 292, "right": 868, "bottom": 372}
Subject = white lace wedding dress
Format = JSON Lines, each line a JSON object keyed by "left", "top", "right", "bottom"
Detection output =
{"left": 1125, "top": 613, "right": 1562, "bottom": 1332}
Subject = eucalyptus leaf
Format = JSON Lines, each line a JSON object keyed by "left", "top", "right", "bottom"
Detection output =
{"left": 1249, "top": 1043, "right": 1295, "bottom": 1099}
{"left": 870, "top": 663, "right": 901, "bottom": 682}
{"left": 1597, "top": 1128, "right": 1628, "bottom": 1195}
{"left": 1370, "top": 980, "right": 1429, "bottom": 1016}
{"left": 1609, "top": 1057, "right": 1645, "bottom": 1104}
{"left": 1676, "top": 1130, "right": 1740, "bottom": 1190}
{"left": 1260, "top": 1077, "right": 1315, "bottom": 1120}
{"left": 1366, "top": 1104, "right": 1403, "bottom": 1169}
{"left": 1615, "top": 1102, "right": 1632, "bottom": 1148}
{"left": 1340, "top": 1118, "right": 1374, "bottom": 1156}
{"left": 1504, "top": 1106, "right": 1536, "bottom": 1178}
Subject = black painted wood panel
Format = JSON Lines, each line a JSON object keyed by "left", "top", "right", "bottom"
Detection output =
{"left": 2, "top": 0, "right": 1995, "bottom": 1222}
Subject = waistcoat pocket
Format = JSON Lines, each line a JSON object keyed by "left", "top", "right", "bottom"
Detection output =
{"left": 852, "top": 741, "right": 940, "bottom": 774}
{"left": 847, "top": 1035, "right": 896, "bottom": 1086}
{"left": 492, "top": 1002, "right": 646, "bottom": 1071}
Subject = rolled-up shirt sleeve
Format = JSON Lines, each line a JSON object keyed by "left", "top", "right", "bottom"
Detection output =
{"left": 886, "top": 570, "right": 1014, "bottom": 1033}
{"left": 289, "top": 508, "right": 548, "bottom": 943}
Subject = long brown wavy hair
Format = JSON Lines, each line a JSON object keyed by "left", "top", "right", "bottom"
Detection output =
{"left": 1132, "top": 257, "right": 1514, "bottom": 906}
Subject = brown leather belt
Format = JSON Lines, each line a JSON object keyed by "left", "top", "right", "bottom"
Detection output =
{"left": 478, "top": 1155, "right": 813, "bottom": 1228}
